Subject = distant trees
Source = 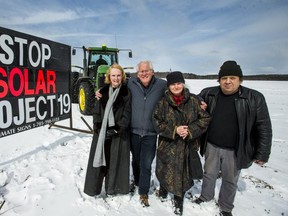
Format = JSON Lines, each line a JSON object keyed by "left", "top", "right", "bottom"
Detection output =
{"left": 129, "top": 72, "right": 288, "bottom": 81}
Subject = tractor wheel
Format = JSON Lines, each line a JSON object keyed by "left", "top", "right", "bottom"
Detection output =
{"left": 78, "top": 81, "right": 95, "bottom": 115}
{"left": 70, "top": 72, "right": 80, "bottom": 103}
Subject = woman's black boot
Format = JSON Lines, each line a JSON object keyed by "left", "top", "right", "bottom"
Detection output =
{"left": 174, "top": 195, "right": 184, "bottom": 215}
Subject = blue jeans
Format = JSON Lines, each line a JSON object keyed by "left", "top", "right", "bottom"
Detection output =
{"left": 130, "top": 133, "right": 157, "bottom": 195}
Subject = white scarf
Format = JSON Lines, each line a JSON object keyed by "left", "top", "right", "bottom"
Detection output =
{"left": 93, "top": 84, "right": 121, "bottom": 167}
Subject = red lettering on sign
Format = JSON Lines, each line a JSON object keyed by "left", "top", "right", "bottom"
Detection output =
{"left": 24, "top": 68, "right": 34, "bottom": 95}
{"left": 46, "top": 70, "right": 56, "bottom": 94}
{"left": 0, "top": 67, "right": 57, "bottom": 98}
{"left": 9, "top": 67, "right": 24, "bottom": 97}
{"left": 0, "top": 67, "right": 8, "bottom": 98}
{"left": 35, "top": 69, "right": 46, "bottom": 94}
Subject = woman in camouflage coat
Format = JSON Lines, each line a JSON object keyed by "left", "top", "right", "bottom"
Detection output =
{"left": 152, "top": 71, "right": 210, "bottom": 215}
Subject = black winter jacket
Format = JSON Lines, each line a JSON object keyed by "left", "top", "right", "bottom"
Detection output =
{"left": 199, "top": 86, "right": 272, "bottom": 169}
{"left": 84, "top": 83, "right": 131, "bottom": 196}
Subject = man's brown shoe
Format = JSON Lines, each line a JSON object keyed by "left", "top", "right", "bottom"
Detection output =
{"left": 140, "top": 194, "right": 150, "bottom": 207}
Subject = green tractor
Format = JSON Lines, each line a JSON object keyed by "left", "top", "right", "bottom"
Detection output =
{"left": 70, "top": 44, "right": 132, "bottom": 115}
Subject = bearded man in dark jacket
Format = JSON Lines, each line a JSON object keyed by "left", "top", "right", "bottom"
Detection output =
{"left": 194, "top": 61, "right": 272, "bottom": 216}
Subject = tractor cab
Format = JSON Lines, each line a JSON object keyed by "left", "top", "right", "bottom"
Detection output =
{"left": 87, "top": 49, "right": 116, "bottom": 77}
{"left": 71, "top": 45, "right": 132, "bottom": 115}
{"left": 86, "top": 45, "right": 123, "bottom": 90}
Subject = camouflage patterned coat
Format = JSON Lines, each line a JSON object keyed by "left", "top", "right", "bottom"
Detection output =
{"left": 152, "top": 88, "right": 210, "bottom": 197}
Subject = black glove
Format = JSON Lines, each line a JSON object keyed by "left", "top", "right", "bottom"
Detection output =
{"left": 93, "top": 123, "right": 101, "bottom": 134}
{"left": 118, "top": 127, "right": 127, "bottom": 140}
{"left": 106, "top": 129, "right": 118, "bottom": 139}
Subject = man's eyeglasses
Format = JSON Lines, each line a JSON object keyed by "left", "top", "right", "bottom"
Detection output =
{"left": 138, "top": 69, "right": 152, "bottom": 74}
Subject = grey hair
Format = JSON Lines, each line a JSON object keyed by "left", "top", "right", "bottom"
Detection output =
{"left": 137, "top": 60, "right": 154, "bottom": 72}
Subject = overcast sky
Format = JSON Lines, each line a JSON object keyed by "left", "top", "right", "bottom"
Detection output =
{"left": 1, "top": 0, "right": 287, "bottom": 75}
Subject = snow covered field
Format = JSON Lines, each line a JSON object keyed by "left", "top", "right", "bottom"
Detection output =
{"left": 0, "top": 80, "right": 287, "bottom": 216}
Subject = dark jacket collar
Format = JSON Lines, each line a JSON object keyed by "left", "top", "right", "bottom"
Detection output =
{"left": 99, "top": 84, "right": 129, "bottom": 107}
{"left": 136, "top": 75, "right": 156, "bottom": 88}
{"left": 209, "top": 85, "right": 248, "bottom": 98}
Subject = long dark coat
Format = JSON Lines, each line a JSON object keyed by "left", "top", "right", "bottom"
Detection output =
{"left": 152, "top": 88, "right": 210, "bottom": 197}
{"left": 84, "top": 84, "right": 131, "bottom": 196}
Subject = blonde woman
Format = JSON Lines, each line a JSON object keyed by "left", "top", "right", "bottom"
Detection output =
{"left": 84, "top": 64, "right": 131, "bottom": 196}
